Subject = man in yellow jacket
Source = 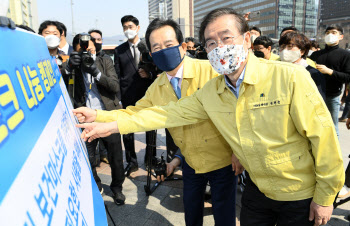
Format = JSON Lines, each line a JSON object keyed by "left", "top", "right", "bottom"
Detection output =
{"left": 76, "top": 9, "right": 344, "bottom": 226}
{"left": 76, "top": 19, "right": 241, "bottom": 226}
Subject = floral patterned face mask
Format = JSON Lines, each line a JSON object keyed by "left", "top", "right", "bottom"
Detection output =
{"left": 207, "top": 34, "right": 248, "bottom": 75}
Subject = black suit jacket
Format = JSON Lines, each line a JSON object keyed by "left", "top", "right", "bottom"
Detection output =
{"left": 62, "top": 54, "right": 121, "bottom": 111}
{"left": 114, "top": 41, "right": 154, "bottom": 107}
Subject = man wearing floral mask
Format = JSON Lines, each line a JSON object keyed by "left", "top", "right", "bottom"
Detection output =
{"left": 74, "top": 18, "right": 242, "bottom": 226}
{"left": 310, "top": 25, "right": 350, "bottom": 136}
{"left": 114, "top": 15, "right": 157, "bottom": 177}
{"left": 75, "top": 8, "right": 344, "bottom": 226}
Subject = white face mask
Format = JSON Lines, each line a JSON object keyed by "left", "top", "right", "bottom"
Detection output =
{"left": 45, "top": 35, "right": 60, "bottom": 49}
{"left": 325, "top": 34, "right": 339, "bottom": 45}
{"left": 124, "top": 29, "right": 138, "bottom": 40}
{"left": 280, "top": 49, "right": 301, "bottom": 63}
{"left": 207, "top": 34, "right": 248, "bottom": 75}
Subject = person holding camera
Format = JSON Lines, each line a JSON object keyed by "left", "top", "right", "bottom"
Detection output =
{"left": 62, "top": 33, "right": 126, "bottom": 205}
{"left": 114, "top": 15, "right": 157, "bottom": 176}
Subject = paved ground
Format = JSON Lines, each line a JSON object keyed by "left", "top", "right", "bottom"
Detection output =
{"left": 97, "top": 119, "right": 350, "bottom": 226}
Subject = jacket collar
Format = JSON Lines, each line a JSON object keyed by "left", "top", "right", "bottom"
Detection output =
{"left": 158, "top": 56, "right": 192, "bottom": 86}
{"left": 217, "top": 52, "right": 259, "bottom": 94}
{"left": 325, "top": 44, "right": 339, "bottom": 51}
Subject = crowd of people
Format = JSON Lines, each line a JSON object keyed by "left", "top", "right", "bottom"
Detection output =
{"left": 1, "top": 5, "right": 350, "bottom": 226}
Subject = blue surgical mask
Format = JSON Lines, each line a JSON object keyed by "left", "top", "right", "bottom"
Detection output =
{"left": 151, "top": 44, "right": 184, "bottom": 72}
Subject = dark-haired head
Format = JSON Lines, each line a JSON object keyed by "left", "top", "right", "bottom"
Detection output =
{"left": 185, "top": 37, "right": 196, "bottom": 50}
{"left": 279, "top": 31, "right": 310, "bottom": 59}
{"left": 55, "top": 21, "right": 67, "bottom": 37}
{"left": 253, "top": 36, "right": 273, "bottom": 59}
{"left": 185, "top": 37, "right": 195, "bottom": 43}
{"left": 121, "top": 15, "right": 139, "bottom": 26}
{"left": 250, "top": 26, "right": 261, "bottom": 36}
{"left": 89, "top": 29, "right": 103, "bottom": 37}
{"left": 280, "top": 26, "right": 298, "bottom": 37}
{"left": 254, "top": 36, "right": 273, "bottom": 48}
{"left": 199, "top": 8, "right": 249, "bottom": 45}
{"left": 38, "top": 20, "right": 63, "bottom": 37}
{"left": 145, "top": 18, "right": 183, "bottom": 51}
{"left": 325, "top": 25, "right": 343, "bottom": 34}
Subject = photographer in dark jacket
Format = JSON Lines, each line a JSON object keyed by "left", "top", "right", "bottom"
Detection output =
{"left": 62, "top": 33, "right": 126, "bottom": 205}
{"left": 310, "top": 25, "right": 350, "bottom": 135}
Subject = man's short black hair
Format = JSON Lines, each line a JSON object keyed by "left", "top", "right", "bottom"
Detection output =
{"left": 16, "top": 24, "right": 35, "bottom": 33}
{"left": 249, "top": 26, "right": 261, "bottom": 35}
{"left": 280, "top": 26, "right": 298, "bottom": 36}
{"left": 145, "top": 18, "right": 183, "bottom": 51}
{"left": 199, "top": 8, "right": 249, "bottom": 44}
{"left": 185, "top": 37, "right": 195, "bottom": 43}
{"left": 38, "top": 20, "right": 63, "bottom": 35}
{"left": 55, "top": 21, "right": 67, "bottom": 37}
{"left": 121, "top": 15, "right": 139, "bottom": 26}
{"left": 253, "top": 36, "right": 273, "bottom": 48}
{"left": 325, "top": 25, "right": 343, "bottom": 34}
{"left": 88, "top": 29, "right": 103, "bottom": 37}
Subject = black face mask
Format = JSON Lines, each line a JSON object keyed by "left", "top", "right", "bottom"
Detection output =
{"left": 254, "top": 50, "right": 265, "bottom": 58}
{"left": 94, "top": 42, "right": 102, "bottom": 53}
{"left": 187, "top": 50, "right": 196, "bottom": 56}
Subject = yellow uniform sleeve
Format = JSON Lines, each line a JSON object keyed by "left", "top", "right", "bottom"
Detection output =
{"left": 289, "top": 66, "right": 345, "bottom": 206}
{"left": 115, "top": 88, "right": 210, "bottom": 134}
{"left": 95, "top": 89, "right": 155, "bottom": 123}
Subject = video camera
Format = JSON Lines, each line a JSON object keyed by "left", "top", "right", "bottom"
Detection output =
{"left": 78, "top": 33, "right": 94, "bottom": 68}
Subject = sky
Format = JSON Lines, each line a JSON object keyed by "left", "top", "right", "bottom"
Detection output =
{"left": 37, "top": 0, "right": 149, "bottom": 41}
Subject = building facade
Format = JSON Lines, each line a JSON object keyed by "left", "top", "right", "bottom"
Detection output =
{"left": 193, "top": 0, "right": 318, "bottom": 40}
{"left": 7, "top": 0, "right": 39, "bottom": 32}
{"left": 148, "top": 0, "right": 194, "bottom": 38}
{"left": 319, "top": 0, "right": 350, "bottom": 49}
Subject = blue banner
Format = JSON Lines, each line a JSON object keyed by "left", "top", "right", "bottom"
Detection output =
{"left": 0, "top": 27, "right": 107, "bottom": 225}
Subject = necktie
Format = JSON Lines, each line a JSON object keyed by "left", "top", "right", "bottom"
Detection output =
{"left": 170, "top": 77, "right": 181, "bottom": 99}
{"left": 132, "top": 45, "right": 139, "bottom": 66}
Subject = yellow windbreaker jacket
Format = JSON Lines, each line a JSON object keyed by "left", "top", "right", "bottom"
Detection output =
{"left": 107, "top": 53, "right": 344, "bottom": 206}
{"left": 96, "top": 56, "right": 233, "bottom": 173}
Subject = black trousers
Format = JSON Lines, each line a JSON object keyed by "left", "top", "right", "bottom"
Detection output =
{"left": 241, "top": 174, "right": 314, "bottom": 226}
{"left": 86, "top": 133, "right": 125, "bottom": 194}
{"left": 123, "top": 130, "right": 157, "bottom": 165}
{"left": 183, "top": 161, "right": 237, "bottom": 226}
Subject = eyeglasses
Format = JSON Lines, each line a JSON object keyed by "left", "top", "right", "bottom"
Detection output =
{"left": 279, "top": 44, "right": 298, "bottom": 50}
{"left": 205, "top": 34, "right": 242, "bottom": 51}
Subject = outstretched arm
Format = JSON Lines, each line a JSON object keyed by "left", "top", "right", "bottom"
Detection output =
{"left": 76, "top": 88, "right": 209, "bottom": 141}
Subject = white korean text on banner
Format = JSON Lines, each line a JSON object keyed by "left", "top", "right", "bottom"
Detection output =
{"left": 0, "top": 27, "right": 107, "bottom": 225}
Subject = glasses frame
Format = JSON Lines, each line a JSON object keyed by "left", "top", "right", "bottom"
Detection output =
{"left": 204, "top": 34, "right": 243, "bottom": 51}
